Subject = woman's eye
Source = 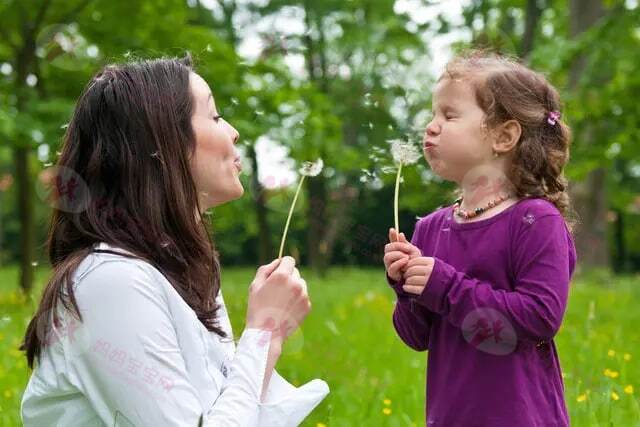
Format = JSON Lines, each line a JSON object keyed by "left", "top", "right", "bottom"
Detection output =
{"left": 212, "top": 114, "right": 222, "bottom": 122}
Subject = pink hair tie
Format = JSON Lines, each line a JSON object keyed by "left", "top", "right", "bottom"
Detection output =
{"left": 547, "top": 110, "right": 561, "bottom": 126}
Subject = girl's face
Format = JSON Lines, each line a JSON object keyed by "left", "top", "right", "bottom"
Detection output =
{"left": 423, "top": 77, "right": 494, "bottom": 184}
{"left": 189, "top": 72, "right": 243, "bottom": 211}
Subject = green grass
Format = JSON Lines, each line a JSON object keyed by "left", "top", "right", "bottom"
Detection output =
{"left": 1, "top": 265, "right": 639, "bottom": 426}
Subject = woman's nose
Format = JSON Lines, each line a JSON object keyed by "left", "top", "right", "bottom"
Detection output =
{"left": 225, "top": 120, "right": 240, "bottom": 144}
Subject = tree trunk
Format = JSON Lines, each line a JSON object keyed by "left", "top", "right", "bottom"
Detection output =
{"left": 520, "top": 0, "right": 543, "bottom": 58}
{"left": 247, "top": 144, "right": 273, "bottom": 263}
{"left": 567, "top": 0, "right": 609, "bottom": 270}
{"left": 14, "top": 146, "right": 35, "bottom": 293}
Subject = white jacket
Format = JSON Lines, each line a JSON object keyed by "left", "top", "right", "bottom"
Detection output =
{"left": 21, "top": 242, "right": 329, "bottom": 426}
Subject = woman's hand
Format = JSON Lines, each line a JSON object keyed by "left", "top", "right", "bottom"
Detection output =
{"left": 384, "top": 228, "right": 421, "bottom": 281}
{"left": 402, "top": 256, "right": 435, "bottom": 295}
{"left": 246, "top": 256, "right": 311, "bottom": 346}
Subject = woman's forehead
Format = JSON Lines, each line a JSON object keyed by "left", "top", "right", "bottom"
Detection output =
{"left": 190, "top": 72, "right": 214, "bottom": 107}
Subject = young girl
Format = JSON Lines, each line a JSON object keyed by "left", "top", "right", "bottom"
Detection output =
{"left": 384, "top": 50, "right": 577, "bottom": 426}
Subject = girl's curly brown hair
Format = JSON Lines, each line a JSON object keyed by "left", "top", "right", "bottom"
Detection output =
{"left": 443, "top": 49, "right": 577, "bottom": 232}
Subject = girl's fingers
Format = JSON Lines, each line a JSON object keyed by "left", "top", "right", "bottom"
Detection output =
{"left": 388, "top": 257, "right": 409, "bottom": 275}
{"left": 384, "top": 251, "right": 407, "bottom": 266}
{"left": 402, "top": 285, "right": 425, "bottom": 295}
{"left": 407, "top": 256, "right": 433, "bottom": 268}
{"left": 405, "top": 275, "right": 427, "bottom": 286}
{"left": 385, "top": 242, "right": 414, "bottom": 254}
{"left": 405, "top": 265, "right": 431, "bottom": 277}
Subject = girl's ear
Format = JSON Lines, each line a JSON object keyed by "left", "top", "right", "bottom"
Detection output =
{"left": 493, "top": 119, "right": 521, "bottom": 154}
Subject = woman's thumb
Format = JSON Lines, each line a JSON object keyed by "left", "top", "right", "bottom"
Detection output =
{"left": 256, "top": 258, "right": 281, "bottom": 281}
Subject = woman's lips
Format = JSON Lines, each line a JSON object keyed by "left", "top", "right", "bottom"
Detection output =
{"left": 234, "top": 157, "right": 242, "bottom": 173}
{"left": 424, "top": 142, "right": 438, "bottom": 151}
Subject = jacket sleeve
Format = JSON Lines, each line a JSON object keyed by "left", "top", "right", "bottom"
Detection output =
{"left": 414, "top": 214, "right": 574, "bottom": 343}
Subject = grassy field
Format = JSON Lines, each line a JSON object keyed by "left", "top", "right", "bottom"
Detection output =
{"left": 0, "top": 265, "right": 639, "bottom": 426}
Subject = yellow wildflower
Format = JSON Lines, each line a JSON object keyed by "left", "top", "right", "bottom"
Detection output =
{"left": 576, "top": 394, "right": 587, "bottom": 403}
{"left": 611, "top": 391, "right": 619, "bottom": 401}
{"left": 608, "top": 349, "right": 616, "bottom": 357}
{"left": 624, "top": 385, "right": 633, "bottom": 394}
{"left": 383, "top": 398, "right": 391, "bottom": 406}
{"left": 316, "top": 423, "right": 327, "bottom": 427}
{"left": 623, "top": 353, "right": 632, "bottom": 361}
{"left": 3, "top": 389, "right": 12, "bottom": 399}
{"left": 382, "top": 407, "right": 392, "bottom": 415}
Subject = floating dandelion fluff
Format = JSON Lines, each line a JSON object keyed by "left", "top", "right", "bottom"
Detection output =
{"left": 388, "top": 138, "right": 422, "bottom": 233}
{"left": 278, "top": 158, "right": 324, "bottom": 258}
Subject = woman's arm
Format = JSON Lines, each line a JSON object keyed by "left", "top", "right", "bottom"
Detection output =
{"left": 68, "top": 260, "right": 277, "bottom": 426}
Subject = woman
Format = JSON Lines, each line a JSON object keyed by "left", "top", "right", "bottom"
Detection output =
{"left": 20, "top": 55, "right": 329, "bottom": 426}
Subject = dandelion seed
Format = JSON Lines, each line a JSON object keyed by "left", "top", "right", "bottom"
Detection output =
{"left": 31, "top": 261, "right": 38, "bottom": 267}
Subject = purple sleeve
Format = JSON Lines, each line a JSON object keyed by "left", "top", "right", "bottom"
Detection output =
{"left": 415, "top": 214, "right": 574, "bottom": 343}
{"left": 386, "top": 220, "right": 433, "bottom": 351}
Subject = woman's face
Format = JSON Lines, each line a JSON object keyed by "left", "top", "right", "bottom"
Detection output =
{"left": 189, "top": 72, "right": 243, "bottom": 211}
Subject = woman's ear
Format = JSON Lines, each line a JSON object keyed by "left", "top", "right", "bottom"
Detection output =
{"left": 493, "top": 119, "right": 521, "bottom": 155}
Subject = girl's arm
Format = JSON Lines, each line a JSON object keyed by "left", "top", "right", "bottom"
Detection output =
{"left": 387, "top": 220, "right": 433, "bottom": 351}
{"left": 413, "top": 214, "right": 575, "bottom": 343}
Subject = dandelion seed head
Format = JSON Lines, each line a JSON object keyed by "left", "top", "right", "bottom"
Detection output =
{"left": 388, "top": 139, "right": 421, "bottom": 166}
{"left": 299, "top": 158, "right": 324, "bottom": 177}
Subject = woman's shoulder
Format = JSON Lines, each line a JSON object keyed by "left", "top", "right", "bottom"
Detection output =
{"left": 71, "top": 242, "right": 171, "bottom": 300}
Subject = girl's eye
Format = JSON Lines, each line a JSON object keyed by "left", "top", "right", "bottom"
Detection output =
{"left": 212, "top": 114, "right": 222, "bottom": 122}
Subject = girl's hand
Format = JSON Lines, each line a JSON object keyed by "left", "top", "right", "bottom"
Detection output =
{"left": 246, "top": 256, "right": 311, "bottom": 345}
{"left": 402, "top": 256, "right": 435, "bottom": 295}
{"left": 383, "top": 228, "right": 421, "bottom": 281}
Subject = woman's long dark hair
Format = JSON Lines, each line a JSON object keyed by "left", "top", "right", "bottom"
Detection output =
{"left": 21, "top": 55, "right": 227, "bottom": 369}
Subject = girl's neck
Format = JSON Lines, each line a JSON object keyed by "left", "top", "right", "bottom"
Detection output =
{"left": 458, "top": 171, "right": 516, "bottom": 212}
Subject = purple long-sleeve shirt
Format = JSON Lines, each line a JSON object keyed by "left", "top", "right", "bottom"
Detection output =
{"left": 388, "top": 197, "right": 577, "bottom": 427}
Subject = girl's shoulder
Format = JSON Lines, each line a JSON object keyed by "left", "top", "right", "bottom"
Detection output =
{"left": 511, "top": 197, "right": 562, "bottom": 219}
{"left": 414, "top": 204, "right": 453, "bottom": 233}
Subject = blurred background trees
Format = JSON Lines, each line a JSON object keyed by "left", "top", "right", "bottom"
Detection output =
{"left": 1, "top": 0, "right": 639, "bottom": 291}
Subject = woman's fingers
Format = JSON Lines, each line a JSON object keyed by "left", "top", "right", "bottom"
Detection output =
{"left": 389, "top": 228, "right": 399, "bottom": 243}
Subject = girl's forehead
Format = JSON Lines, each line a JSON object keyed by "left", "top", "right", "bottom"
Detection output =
{"left": 433, "top": 77, "right": 475, "bottom": 105}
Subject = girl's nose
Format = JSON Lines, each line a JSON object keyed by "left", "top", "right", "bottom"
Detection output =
{"left": 426, "top": 118, "right": 440, "bottom": 137}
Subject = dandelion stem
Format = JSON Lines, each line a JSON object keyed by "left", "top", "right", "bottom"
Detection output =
{"left": 278, "top": 175, "right": 306, "bottom": 259}
{"left": 394, "top": 162, "right": 403, "bottom": 233}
